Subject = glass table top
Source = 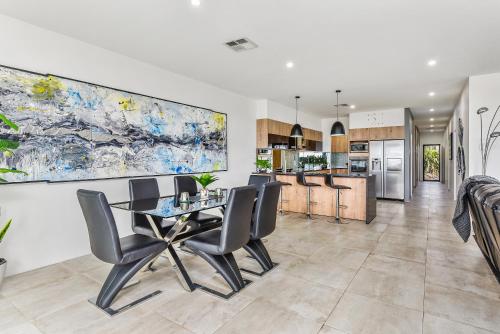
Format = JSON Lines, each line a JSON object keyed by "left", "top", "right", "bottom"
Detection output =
{"left": 110, "top": 190, "right": 228, "bottom": 219}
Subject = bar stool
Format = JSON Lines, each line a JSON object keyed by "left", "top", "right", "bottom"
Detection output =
{"left": 324, "top": 174, "right": 351, "bottom": 224}
{"left": 296, "top": 172, "right": 321, "bottom": 219}
{"left": 270, "top": 172, "right": 291, "bottom": 215}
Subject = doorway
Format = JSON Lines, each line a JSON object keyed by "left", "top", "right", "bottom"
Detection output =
{"left": 423, "top": 144, "right": 440, "bottom": 181}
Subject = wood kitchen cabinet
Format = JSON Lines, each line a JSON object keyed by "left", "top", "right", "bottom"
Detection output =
{"left": 349, "top": 128, "right": 370, "bottom": 141}
{"left": 331, "top": 135, "right": 348, "bottom": 152}
{"left": 369, "top": 126, "right": 405, "bottom": 140}
{"left": 256, "top": 118, "right": 323, "bottom": 149}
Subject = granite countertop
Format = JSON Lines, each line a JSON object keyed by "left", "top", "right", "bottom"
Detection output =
{"left": 255, "top": 171, "right": 373, "bottom": 178}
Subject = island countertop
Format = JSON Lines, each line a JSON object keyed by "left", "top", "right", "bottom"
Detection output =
{"left": 270, "top": 173, "right": 376, "bottom": 223}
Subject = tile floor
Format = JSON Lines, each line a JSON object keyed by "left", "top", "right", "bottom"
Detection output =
{"left": 2, "top": 182, "right": 500, "bottom": 334}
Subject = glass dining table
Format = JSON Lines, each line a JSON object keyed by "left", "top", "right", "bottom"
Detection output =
{"left": 110, "top": 190, "right": 228, "bottom": 292}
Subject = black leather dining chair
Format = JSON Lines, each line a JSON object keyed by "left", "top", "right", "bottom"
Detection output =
{"left": 77, "top": 189, "right": 167, "bottom": 315}
{"left": 129, "top": 178, "right": 174, "bottom": 238}
{"left": 241, "top": 181, "right": 281, "bottom": 276}
{"left": 248, "top": 174, "right": 271, "bottom": 192}
{"left": 174, "top": 175, "right": 222, "bottom": 225}
{"left": 184, "top": 185, "right": 257, "bottom": 298}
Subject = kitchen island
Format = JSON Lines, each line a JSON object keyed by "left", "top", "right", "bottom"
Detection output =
{"left": 274, "top": 172, "right": 376, "bottom": 223}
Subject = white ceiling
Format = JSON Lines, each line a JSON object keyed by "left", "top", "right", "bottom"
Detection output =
{"left": 2, "top": 0, "right": 500, "bottom": 132}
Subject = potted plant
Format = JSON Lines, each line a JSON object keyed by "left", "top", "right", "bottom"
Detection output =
{"left": 192, "top": 173, "right": 219, "bottom": 198}
{"left": 255, "top": 158, "right": 271, "bottom": 173}
{"left": 0, "top": 219, "right": 11, "bottom": 288}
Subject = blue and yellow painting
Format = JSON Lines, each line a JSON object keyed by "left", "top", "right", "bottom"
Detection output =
{"left": 0, "top": 65, "right": 227, "bottom": 182}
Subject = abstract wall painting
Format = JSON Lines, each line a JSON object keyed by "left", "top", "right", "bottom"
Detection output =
{"left": 0, "top": 65, "right": 227, "bottom": 183}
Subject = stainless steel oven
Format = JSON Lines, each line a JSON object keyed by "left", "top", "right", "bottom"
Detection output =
{"left": 350, "top": 141, "right": 369, "bottom": 153}
{"left": 349, "top": 158, "right": 368, "bottom": 173}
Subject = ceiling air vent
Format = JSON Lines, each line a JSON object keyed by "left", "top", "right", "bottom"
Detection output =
{"left": 225, "top": 37, "right": 258, "bottom": 52}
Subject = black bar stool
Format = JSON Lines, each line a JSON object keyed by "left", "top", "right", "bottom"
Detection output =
{"left": 324, "top": 174, "right": 351, "bottom": 224}
{"left": 296, "top": 172, "right": 321, "bottom": 219}
{"left": 270, "top": 172, "right": 291, "bottom": 215}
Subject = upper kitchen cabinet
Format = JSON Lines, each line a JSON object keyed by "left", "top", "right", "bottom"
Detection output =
{"left": 349, "top": 128, "right": 370, "bottom": 141}
{"left": 256, "top": 118, "right": 322, "bottom": 150}
{"left": 369, "top": 126, "right": 405, "bottom": 140}
{"left": 331, "top": 135, "right": 348, "bottom": 152}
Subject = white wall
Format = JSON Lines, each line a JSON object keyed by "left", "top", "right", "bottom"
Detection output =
{"left": 349, "top": 108, "right": 405, "bottom": 129}
{"left": 321, "top": 117, "right": 349, "bottom": 152}
{"left": 0, "top": 15, "right": 257, "bottom": 276}
{"left": 256, "top": 99, "right": 322, "bottom": 131}
{"left": 469, "top": 73, "right": 500, "bottom": 179}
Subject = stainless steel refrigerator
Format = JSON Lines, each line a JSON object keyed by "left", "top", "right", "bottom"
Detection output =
{"left": 369, "top": 140, "right": 405, "bottom": 200}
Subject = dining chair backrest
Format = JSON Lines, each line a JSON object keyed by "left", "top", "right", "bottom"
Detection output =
{"left": 174, "top": 175, "right": 198, "bottom": 197}
{"left": 219, "top": 186, "right": 257, "bottom": 254}
{"left": 129, "top": 178, "right": 161, "bottom": 230}
{"left": 77, "top": 189, "right": 122, "bottom": 264}
{"left": 248, "top": 175, "right": 271, "bottom": 190}
{"left": 251, "top": 181, "right": 281, "bottom": 240}
{"left": 129, "top": 178, "right": 160, "bottom": 201}
{"left": 296, "top": 171, "right": 307, "bottom": 186}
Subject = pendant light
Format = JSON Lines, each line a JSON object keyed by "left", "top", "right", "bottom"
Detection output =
{"left": 330, "top": 89, "right": 346, "bottom": 136}
{"left": 290, "top": 96, "right": 304, "bottom": 138}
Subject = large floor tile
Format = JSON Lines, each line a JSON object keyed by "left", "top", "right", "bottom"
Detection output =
{"left": 75, "top": 311, "right": 194, "bottom": 334}
{"left": 423, "top": 314, "right": 497, "bottom": 334}
{"left": 426, "top": 264, "right": 500, "bottom": 300}
{"left": 326, "top": 293, "right": 422, "bottom": 334}
{"left": 215, "top": 298, "right": 323, "bottom": 334}
{"left": 424, "top": 284, "right": 500, "bottom": 332}
{"left": 8, "top": 274, "right": 101, "bottom": 320}
{"left": 0, "top": 264, "right": 73, "bottom": 297}
{"left": 156, "top": 289, "right": 254, "bottom": 334}
{"left": 241, "top": 272, "right": 342, "bottom": 322}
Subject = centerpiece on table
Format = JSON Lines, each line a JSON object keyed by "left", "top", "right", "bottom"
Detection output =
{"left": 191, "top": 173, "right": 219, "bottom": 199}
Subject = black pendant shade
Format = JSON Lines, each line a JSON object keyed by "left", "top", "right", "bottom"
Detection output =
{"left": 290, "top": 95, "right": 303, "bottom": 138}
{"left": 290, "top": 123, "right": 304, "bottom": 138}
{"left": 330, "top": 89, "right": 346, "bottom": 136}
{"left": 330, "top": 121, "right": 345, "bottom": 136}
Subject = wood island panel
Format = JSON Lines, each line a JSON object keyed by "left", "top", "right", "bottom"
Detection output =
{"left": 277, "top": 174, "right": 368, "bottom": 221}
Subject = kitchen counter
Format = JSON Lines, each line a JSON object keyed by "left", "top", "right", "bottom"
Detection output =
{"left": 273, "top": 171, "right": 371, "bottom": 178}
{"left": 273, "top": 173, "right": 377, "bottom": 223}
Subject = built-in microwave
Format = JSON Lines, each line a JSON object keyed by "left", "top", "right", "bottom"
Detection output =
{"left": 350, "top": 141, "right": 369, "bottom": 153}
{"left": 350, "top": 158, "right": 368, "bottom": 173}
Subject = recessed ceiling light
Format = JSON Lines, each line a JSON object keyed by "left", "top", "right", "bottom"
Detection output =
{"left": 429, "top": 108, "right": 435, "bottom": 112}
{"left": 428, "top": 92, "right": 435, "bottom": 97}
{"left": 191, "top": 0, "right": 201, "bottom": 6}
{"left": 427, "top": 59, "right": 437, "bottom": 67}
{"left": 430, "top": 129, "right": 434, "bottom": 132}
{"left": 350, "top": 105, "right": 356, "bottom": 109}
{"left": 430, "top": 124, "right": 434, "bottom": 127}
{"left": 430, "top": 118, "right": 434, "bottom": 121}
{"left": 286, "top": 61, "right": 294, "bottom": 69}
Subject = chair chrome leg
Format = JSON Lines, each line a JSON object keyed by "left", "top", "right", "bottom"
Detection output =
{"left": 306, "top": 187, "right": 314, "bottom": 219}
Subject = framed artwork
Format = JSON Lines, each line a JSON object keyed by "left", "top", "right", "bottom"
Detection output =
{"left": 0, "top": 65, "right": 227, "bottom": 183}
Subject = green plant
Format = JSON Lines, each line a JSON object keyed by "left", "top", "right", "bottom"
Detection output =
{"left": 0, "top": 112, "right": 27, "bottom": 182}
{"left": 191, "top": 173, "right": 219, "bottom": 189}
{"left": 0, "top": 219, "right": 11, "bottom": 243}
{"left": 256, "top": 159, "right": 271, "bottom": 170}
